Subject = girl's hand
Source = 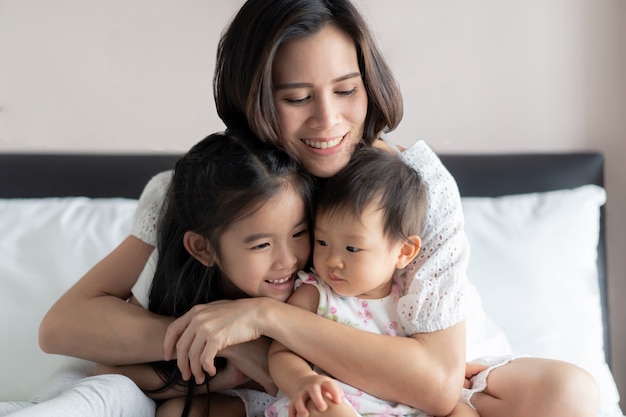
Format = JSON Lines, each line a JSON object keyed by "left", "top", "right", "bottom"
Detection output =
{"left": 217, "top": 339, "right": 278, "bottom": 395}
{"left": 464, "top": 362, "right": 489, "bottom": 388}
{"left": 289, "top": 375, "right": 344, "bottom": 417}
{"left": 163, "top": 298, "right": 267, "bottom": 384}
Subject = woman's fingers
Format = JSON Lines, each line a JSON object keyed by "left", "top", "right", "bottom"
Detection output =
{"left": 163, "top": 299, "right": 265, "bottom": 383}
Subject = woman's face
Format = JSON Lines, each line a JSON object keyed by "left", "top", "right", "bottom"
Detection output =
{"left": 272, "top": 24, "right": 368, "bottom": 178}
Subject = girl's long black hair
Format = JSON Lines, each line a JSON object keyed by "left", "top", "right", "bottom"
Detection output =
{"left": 145, "top": 129, "right": 316, "bottom": 416}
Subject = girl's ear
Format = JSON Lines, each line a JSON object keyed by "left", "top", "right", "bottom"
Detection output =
{"left": 395, "top": 235, "right": 421, "bottom": 269}
{"left": 183, "top": 231, "right": 216, "bottom": 267}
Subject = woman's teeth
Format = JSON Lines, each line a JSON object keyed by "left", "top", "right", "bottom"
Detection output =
{"left": 303, "top": 136, "right": 343, "bottom": 149}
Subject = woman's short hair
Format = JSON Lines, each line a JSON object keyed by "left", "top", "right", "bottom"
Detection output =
{"left": 214, "top": 0, "right": 403, "bottom": 147}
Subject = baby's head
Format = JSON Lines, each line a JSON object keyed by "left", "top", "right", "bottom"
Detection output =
{"left": 316, "top": 147, "right": 426, "bottom": 244}
{"left": 312, "top": 147, "right": 426, "bottom": 298}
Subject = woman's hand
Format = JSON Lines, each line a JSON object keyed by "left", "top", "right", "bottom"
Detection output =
{"left": 163, "top": 298, "right": 269, "bottom": 385}
{"left": 464, "top": 362, "right": 489, "bottom": 388}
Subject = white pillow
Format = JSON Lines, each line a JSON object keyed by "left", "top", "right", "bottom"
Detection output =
{"left": 462, "top": 185, "right": 624, "bottom": 417}
{"left": 0, "top": 197, "right": 137, "bottom": 401}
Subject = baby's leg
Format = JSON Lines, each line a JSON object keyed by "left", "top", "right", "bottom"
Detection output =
{"left": 156, "top": 394, "right": 246, "bottom": 417}
{"left": 5, "top": 374, "right": 156, "bottom": 417}
{"left": 470, "top": 357, "right": 599, "bottom": 417}
{"left": 306, "top": 399, "right": 359, "bottom": 417}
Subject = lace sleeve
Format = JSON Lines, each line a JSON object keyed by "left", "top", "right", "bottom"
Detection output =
{"left": 130, "top": 170, "right": 172, "bottom": 246}
{"left": 395, "top": 141, "right": 469, "bottom": 335}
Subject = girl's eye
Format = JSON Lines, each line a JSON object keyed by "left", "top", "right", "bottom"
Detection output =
{"left": 293, "top": 228, "right": 308, "bottom": 238}
{"left": 336, "top": 87, "right": 357, "bottom": 96}
{"left": 346, "top": 246, "right": 360, "bottom": 253}
{"left": 316, "top": 239, "right": 328, "bottom": 247}
{"left": 251, "top": 242, "right": 270, "bottom": 250}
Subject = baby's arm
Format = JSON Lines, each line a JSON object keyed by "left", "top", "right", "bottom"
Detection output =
{"left": 268, "top": 284, "right": 344, "bottom": 416}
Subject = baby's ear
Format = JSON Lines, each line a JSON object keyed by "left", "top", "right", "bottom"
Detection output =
{"left": 183, "top": 231, "right": 216, "bottom": 266}
{"left": 395, "top": 235, "right": 421, "bottom": 269}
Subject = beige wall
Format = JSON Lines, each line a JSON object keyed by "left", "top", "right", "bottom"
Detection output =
{"left": 1, "top": 0, "right": 625, "bottom": 407}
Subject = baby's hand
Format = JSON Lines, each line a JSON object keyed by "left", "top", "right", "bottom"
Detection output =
{"left": 289, "top": 375, "right": 344, "bottom": 417}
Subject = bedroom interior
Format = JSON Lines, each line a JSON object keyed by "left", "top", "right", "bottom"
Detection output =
{"left": 0, "top": 0, "right": 624, "bottom": 414}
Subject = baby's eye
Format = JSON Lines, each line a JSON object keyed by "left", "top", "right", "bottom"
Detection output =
{"left": 346, "top": 246, "right": 360, "bottom": 253}
{"left": 316, "top": 239, "right": 328, "bottom": 247}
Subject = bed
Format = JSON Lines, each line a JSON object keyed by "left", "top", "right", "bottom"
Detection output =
{"left": 0, "top": 152, "right": 622, "bottom": 416}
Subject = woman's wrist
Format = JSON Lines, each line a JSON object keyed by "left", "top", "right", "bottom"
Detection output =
{"left": 254, "top": 297, "right": 286, "bottom": 339}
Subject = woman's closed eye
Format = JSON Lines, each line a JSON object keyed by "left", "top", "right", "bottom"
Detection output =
{"left": 336, "top": 87, "right": 357, "bottom": 97}
{"left": 283, "top": 95, "right": 311, "bottom": 105}
{"left": 282, "top": 87, "right": 357, "bottom": 105}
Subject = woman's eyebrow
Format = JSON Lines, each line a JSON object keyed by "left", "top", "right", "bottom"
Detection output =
{"left": 274, "top": 72, "right": 361, "bottom": 90}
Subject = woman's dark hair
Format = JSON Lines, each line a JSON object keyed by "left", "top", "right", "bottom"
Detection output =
{"left": 214, "top": 0, "right": 403, "bottom": 147}
{"left": 146, "top": 130, "right": 316, "bottom": 416}
{"left": 316, "top": 147, "right": 426, "bottom": 243}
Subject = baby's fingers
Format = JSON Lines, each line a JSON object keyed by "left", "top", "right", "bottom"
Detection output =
{"left": 320, "top": 380, "right": 344, "bottom": 404}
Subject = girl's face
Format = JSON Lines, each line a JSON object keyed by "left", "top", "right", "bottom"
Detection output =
{"left": 312, "top": 203, "right": 404, "bottom": 299}
{"left": 272, "top": 24, "right": 368, "bottom": 178}
{"left": 215, "top": 182, "right": 310, "bottom": 302}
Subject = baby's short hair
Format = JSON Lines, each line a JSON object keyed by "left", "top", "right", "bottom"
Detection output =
{"left": 316, "top": 146, "right": 427, "bottom": 243}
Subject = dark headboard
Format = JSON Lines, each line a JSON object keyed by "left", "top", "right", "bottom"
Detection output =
{"left": 0, "top": 151, "right": 608, "bottom": 361}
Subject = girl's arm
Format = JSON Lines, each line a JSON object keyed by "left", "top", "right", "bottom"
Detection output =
{"left": 39, "top": 235, "right": 173, "bottom": 364}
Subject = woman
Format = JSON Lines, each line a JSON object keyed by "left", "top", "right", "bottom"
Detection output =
{"left": 38, "top": 1, "right": 599, "bottom": 417}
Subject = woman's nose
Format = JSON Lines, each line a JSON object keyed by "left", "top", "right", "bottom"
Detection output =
{"left": 307, "top": 94, "right": 338, "bottom": 129}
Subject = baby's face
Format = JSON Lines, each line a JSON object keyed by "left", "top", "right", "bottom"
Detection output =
{"left": 312, "top": 203, "right": 404, "bottom": 299}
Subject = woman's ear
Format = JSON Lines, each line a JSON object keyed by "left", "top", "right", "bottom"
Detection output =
{"left": 183, "top": 231, "right": 215, "bottom": 267}
{"left": 395, "top": 235, "right": 421, "bottom": 269}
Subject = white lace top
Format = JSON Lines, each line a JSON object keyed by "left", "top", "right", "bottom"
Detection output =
{"left": 130, "top": 140, "right": 471, "bottom": 336}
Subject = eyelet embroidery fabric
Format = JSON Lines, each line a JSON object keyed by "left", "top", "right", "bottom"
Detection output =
{"left": 396, "top": 140, "right": 468, "bottom": 335}
{"left": 130, "top": 170, "right": 172, "bottom": 246}
{"left": 130, "top": 143, "right": 470, "bottom": 336}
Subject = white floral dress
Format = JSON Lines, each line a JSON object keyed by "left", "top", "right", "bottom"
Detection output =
{"left": 265, "top": 271, "right": 433, "bottom": 417}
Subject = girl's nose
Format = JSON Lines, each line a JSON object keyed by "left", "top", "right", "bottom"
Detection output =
{"left": 275, "top": 244, "right": 298, "bottom": 269}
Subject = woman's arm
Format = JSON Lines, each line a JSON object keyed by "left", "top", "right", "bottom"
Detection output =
{"left": 266, "top": 300, "right": 465, "bottom": 416}
{"left": 165, "top": 298, "right": 465, "bottom": 416}
{"left": 39, "top": 235, "right": 173, "bottom": 364}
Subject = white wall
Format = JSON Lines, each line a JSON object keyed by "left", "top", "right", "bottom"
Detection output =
{"left": 1, "top": 0, "right": 625, "bottom": 407}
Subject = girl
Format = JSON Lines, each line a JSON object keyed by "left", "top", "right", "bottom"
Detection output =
{"left": 37, "top": 1, "right": 599, "bottom": 417}
{"left": 267, "top": 147, "right": 477, "bottom": 417}
{"left": 101, "top": 129, "right": 317, "bottom": 417}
